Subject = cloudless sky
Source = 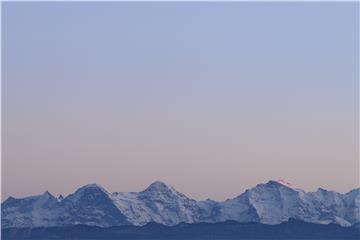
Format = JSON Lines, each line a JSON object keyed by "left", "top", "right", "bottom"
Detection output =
{"left": 2, "top": 2, "right": 359, "bottom": 201}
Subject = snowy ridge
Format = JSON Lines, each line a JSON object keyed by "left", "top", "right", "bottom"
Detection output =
{"left": 111, "top": 181, "right": 201, "bottom": 226}
{"left": 2, "top": 180, "right": 359, "bottom": 228}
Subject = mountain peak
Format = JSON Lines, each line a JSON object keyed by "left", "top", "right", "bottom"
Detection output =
{"left": 43, "top": 190, "right": 52, "bottom": 196}
{"left": 264, "top": 179, "right": 293, "bottom": 188}
{"left": 57, "top": 194, "right": 64, "bottom": 201}
{"left": 148, "top": 180, "right": 169, "bottom": 188}
{"left": 317, "top": 187, "right": 328, "bottom": 193}
{"left": 37, "top": 191, "right": 56, "bottom": 200}
{"left": 81, "top": 183, "right": 103, "bottom": 189}
{"left": 263, "top": 180, "right": 282, "bottom": 186}
{"left": 74, "top": 183, "right": 109, "bottom": 196}
{"left": 79, "top": 183, "right": 109, "bottom": 192}
{"left": 2, "top": 196, "right": 16, "bottom": 205}
{"left": 275, "top": 179, "right": 293, "bottom": 188}
{"left": 145, "top": 181, "right": 172, "bottom": 191}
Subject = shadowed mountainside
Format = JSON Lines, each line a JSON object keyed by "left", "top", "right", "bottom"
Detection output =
{"left": 2, "top": 219, "right": 360, "bottom": 240}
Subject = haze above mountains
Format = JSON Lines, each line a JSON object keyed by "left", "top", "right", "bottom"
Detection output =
{"left": 2, "top": 180, "right": 359, "bottom": 229}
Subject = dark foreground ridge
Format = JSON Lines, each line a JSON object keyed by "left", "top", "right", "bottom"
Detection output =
{"left": 3, "top": 219, "right": 360, "bottom": 240}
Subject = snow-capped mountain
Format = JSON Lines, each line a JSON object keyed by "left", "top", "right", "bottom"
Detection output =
{"left": 218, "top": 180, "right": 305, "bottom": 224}
{"left": 2, "top": 184, "right": 128, "bottom": 228}
{"left": 60, "top": 184, "right": 129, "bottom": 227}
{"left": 2, "top": 180, "right": 359, "bottom": 229}
{"left": 216, "top": 181, "right": 354, "bottom": 226}
{"left": 2, "top": 191, "right": 62, "bottom": 228}
{"left": 344, "top": 188, "right": 360, "bottom": 224}
{"left": 111, "top": 181, "right": 202, "bottom": 226}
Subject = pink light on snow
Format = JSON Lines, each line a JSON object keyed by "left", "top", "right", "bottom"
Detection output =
{"left": 276, "top": 178, "right": 293, "bottom": 188}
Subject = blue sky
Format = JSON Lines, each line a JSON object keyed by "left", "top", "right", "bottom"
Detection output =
{"left": 2, "top": 2, "right": 359, "bottom": 200}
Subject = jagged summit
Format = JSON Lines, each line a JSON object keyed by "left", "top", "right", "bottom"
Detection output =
{"left": 316, "top": 187, "right": 329, "bottom": 193}
{"left": 27, "top": 191, "right": 56, "bottom": 201}
{"left": 255, "top": 180, "right": 291, "bottom": 189}
{"left": 260, "top": 179, "right": 294, "bottom": 188}
{"left": 57, "top": 194, "right": 64, "bottom": 201}
{"left": 43, "top": 190, "right": 54, "bottom": 196}
{"left": 2, "top": 191, "right": 55, "bottom": 204}
{"left": 275, "top": 179, "right": 293, "bottom": 188}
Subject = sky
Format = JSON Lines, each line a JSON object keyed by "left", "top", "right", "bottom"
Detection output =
{"left": 2, "top": 2, "right": 359, "bottom": 201}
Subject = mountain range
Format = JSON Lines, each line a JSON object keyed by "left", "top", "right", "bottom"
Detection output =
{"left": 2, "top": 180, "right": 359, "bottom": 229}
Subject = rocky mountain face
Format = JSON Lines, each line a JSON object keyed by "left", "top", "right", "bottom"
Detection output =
{"left": 111, "top": 181, "right": 203, "bottom": 226}
{"left": 2, "top": 184, "right": 128, "bottom": 228}
{"left": 2, "top": 180, "right": 359, "bottom": 228}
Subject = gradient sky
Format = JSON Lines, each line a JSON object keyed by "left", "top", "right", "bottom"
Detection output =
{"left": 2, "top": 2, "right": 359, "bottom": 201}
